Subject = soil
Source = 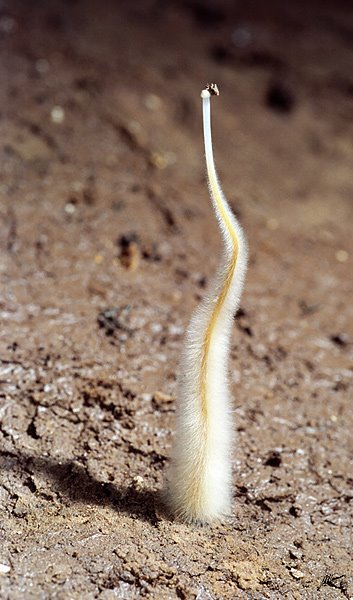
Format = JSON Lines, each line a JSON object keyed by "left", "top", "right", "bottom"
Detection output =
{"left": 0, "top": 1, "right": 352, "bottom": 598}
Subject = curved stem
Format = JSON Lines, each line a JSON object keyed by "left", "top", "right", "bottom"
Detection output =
{"left": 166, "top": 84, "right": 248, "bottom": 524}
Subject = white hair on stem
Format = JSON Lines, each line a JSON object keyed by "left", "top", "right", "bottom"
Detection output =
{"left": 166, "top": 83, "right": 248, "bottom": 524}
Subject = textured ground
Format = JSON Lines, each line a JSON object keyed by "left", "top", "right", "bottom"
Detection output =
{"left": 0, "top": 0, "right": 352, "bottom": 598}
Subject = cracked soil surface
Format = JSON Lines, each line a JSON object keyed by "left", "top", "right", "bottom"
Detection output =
{"left": 0, "top": 0, "right": 352, "bottom": 598}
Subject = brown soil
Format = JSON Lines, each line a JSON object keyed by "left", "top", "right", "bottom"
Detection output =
{"left": 1, "top": 1, "right": 352, "bottom": 598}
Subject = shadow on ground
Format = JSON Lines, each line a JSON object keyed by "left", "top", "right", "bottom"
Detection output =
{"left": 1, "top": 449, "right": 163, "bottom": 526}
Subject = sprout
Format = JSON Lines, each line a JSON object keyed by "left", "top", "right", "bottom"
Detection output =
{"left": 166, "top": 84, "right": 248, "bottom": 524}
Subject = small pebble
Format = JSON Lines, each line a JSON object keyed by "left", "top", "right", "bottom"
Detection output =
{"left": 290, "top": 568, "right": 305, "bottom": 579}
{"left": 144, "top": 94, "right": 162, "bottom": 111}
{"left": 131, "top": 475, "right": 144, "bottom": 491}
{"left": 289, "top": 548, "right": 303, "bottom": 560}
{"left": 149, "top": 151, "right": 176, "bottom": 169}
{"left": 123, "top": 120, "right": 145, "bottom": 147}
{"left": 51, "top": 106, "right": 65, "bottom": 124}
{"left": 117, "top": 234, "right": 140, "bottom": 271}
{"left": 335, "top": 249, "right": 348, "bottom": 263}
{"left": 153, "top": 391, "right": 174, "bottom": 408}
{"left": 0, "top": 564, "right": 11, "bottom": 574}
{"left": 320, "top": 505, "right": 333, "bottom": 515}
{"left": 64, "top": 202, "right": 76, "bottom": 215}
{"left": 168, "top": 324, "right": 183, "bottom": 336}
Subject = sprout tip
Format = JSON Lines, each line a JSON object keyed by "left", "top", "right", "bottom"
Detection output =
{"left": 201, "top": 83, "right": 220, "bottom": 99}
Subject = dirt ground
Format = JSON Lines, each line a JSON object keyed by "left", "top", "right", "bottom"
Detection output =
{"left": 0, "top": 0, "right": 352, "bottom": 598}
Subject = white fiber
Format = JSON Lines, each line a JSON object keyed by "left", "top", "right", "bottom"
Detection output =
{"left": 166, "top": 84, "right": 248, "bottom": 524}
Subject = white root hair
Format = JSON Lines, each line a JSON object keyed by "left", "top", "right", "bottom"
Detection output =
{"left": 166, "top": 83, "right": 248, "bottom": 524}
